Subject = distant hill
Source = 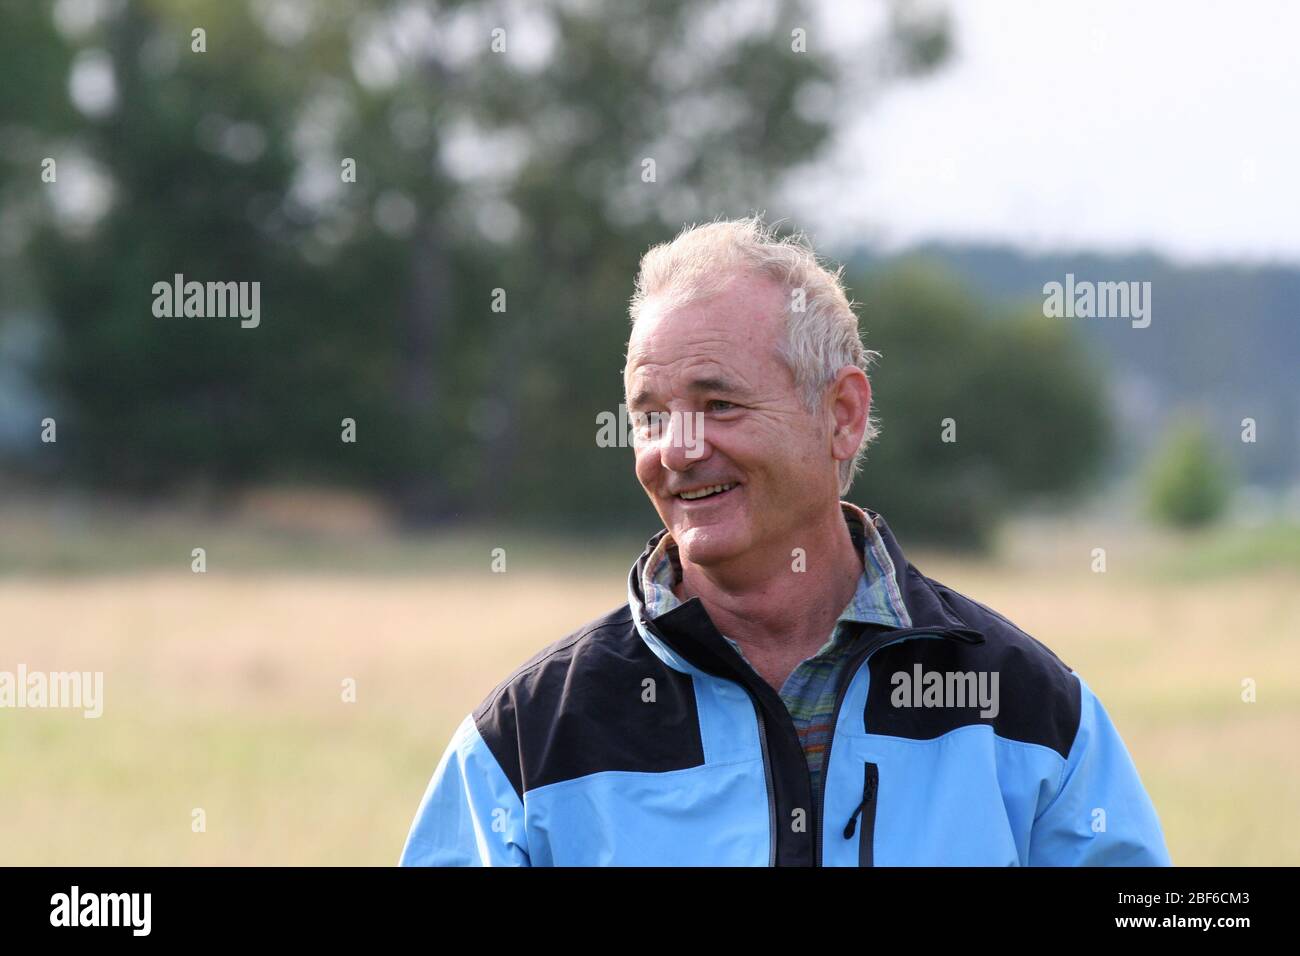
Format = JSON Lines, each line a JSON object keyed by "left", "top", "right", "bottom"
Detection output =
{"left": 844, "top": 243, "right": 1299, "bottom": 489}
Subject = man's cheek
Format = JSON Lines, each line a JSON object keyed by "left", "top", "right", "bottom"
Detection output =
{"left": 633, "top": 452, "right": 658, "bottom": 491}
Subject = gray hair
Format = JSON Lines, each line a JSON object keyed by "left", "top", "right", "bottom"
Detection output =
{"left": 628, "top": 215, "right": 879, "bottom": 493}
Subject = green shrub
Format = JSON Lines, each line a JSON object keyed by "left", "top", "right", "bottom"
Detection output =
{"left": 1145, "top": 418, "right": 1232, "bottom": 529}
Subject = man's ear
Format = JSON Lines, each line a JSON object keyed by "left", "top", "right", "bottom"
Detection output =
{"left": 828, "top": 365, "right": 871, "bottom": 466}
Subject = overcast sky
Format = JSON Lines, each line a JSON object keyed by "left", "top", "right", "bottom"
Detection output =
{"left": 791, "top": 0, "right": 1300, "bottom": 265}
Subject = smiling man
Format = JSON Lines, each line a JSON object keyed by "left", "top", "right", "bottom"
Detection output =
{"left": 399, "top": 217, "right": 1171, "bottom": 867}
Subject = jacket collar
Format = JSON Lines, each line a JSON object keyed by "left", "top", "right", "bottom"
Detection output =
{"left": 858, "top": 506, "right": 980, "bottom": 636}
{"left": 627, "top": 505, "right": 982, "bottom": 668}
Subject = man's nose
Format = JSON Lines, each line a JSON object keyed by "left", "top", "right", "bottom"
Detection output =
{"left": 656, "top": 410, "right": 709, "bottom": 471}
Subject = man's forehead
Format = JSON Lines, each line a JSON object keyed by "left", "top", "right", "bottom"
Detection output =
{"left": 628, "top": 279, "right": 784, "bottom": 369}
{"left": 624, "top": 335, "right": 769, "bottom": 395}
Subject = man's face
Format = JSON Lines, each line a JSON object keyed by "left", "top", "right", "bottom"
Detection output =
{"left": 625, "top": 271, "right": 841, "bottom": 568}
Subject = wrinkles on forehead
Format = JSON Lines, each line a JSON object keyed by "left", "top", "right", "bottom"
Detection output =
{"left": 624, "top": 346, "right": 801, "bottom": 419}
{"left": 626, "top": 358, "right": 755, "bottom": 412}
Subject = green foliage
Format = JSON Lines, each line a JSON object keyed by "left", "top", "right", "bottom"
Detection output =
{"left": 848, "top": 260, "right": 1112, "bottom": 548}
{"left": 1144, "top": 417, "right": 1233, "bottom": 530}
{"left": 3, "top": 1, "right": 951, "bottom": 527}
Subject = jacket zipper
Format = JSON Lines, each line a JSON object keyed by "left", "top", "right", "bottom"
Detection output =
{"left": 842, "top": 761, "right": 878, "bottom": 866}
{"left": 642, "top": 612, "right": 978, "bottom": 867}
{"left": 750, "top": 698, "right": 778, "bottom": 866}
{"left": 814, "top": 626, "right": 981, "bottom": 866}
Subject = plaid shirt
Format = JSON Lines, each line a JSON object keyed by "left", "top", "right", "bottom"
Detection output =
{"left": 640, "top": 501, "right": 912, "bottom": 802}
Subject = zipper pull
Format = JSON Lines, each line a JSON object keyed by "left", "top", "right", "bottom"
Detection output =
{"left": 843, "top": 766, "right": 877, "bottom": 839}
{"left": 843, "top": 801, "right": 866, "bottom": 839}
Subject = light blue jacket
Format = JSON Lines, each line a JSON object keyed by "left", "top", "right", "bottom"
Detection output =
{"left": 400, "top": 510, "right": 1171, "bottom": 866}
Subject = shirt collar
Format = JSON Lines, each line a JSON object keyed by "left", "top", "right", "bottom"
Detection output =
{"left": 640, "top": 500, "right": 912, "bottom": 631}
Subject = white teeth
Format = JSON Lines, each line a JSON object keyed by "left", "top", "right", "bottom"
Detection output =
{"left": 678, "top": 483, "right": 736, "bottom": 500}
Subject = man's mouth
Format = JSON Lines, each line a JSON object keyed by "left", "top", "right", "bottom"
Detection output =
{"left": 675, "top": 482, "right": 738, "bottom": 501}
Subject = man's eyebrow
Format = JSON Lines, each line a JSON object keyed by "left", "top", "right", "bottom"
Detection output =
{"left": 628, "top": 376, "right": 746, "bottom": 409}
{"left": 686, "top": 376, "right": 745, "bottom": 396}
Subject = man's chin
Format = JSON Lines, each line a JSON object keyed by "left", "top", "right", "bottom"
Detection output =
{"left": 671, "top": 523, "right": 748, "bottom": 568}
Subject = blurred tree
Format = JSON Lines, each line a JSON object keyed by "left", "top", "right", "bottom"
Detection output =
{"left": 2, "top": 0, "right": 950, "bottom": 525}
{"left": 847, "top": 260, "right": 1112, "bottom": 548}
{"left": 1144, "top": 417, "right": 1232, "bottom": 530}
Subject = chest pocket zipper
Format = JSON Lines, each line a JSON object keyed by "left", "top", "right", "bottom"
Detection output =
{"left": 842, "top": 761, "right": 879, "bottom": 867}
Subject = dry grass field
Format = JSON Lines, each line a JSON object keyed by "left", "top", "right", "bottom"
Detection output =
{"left": 1, "top": 509, "right": 1297, "bottom": 865}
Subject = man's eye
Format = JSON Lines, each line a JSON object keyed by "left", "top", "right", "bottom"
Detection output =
{"left": 707, "top": 400, "right": 736, "bottom": 412}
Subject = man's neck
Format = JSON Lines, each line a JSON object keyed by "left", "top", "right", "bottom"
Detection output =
{"left": 674, "top": 503, "right": 865, "bottom": 669}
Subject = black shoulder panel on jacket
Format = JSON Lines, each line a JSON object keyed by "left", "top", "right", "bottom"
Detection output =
{"left": 471, "top": 604, "right": 705, "bottom": 799}
{"left": 865, "top": 577, "right": 1081, "bottom": 759}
